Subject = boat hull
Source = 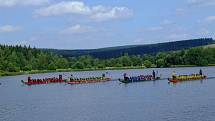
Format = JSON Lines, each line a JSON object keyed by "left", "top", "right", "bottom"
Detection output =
{"left": 119, "top": 77, "right": 160, "bottom": 83}
{"left": 21, "top": 79, "right": 66, "bottom": 86}
{"left": 168, "top": 76, "right": 207, "bottom": 83}
{"left": 67, "top": 78, "right": 111, "bottom": 85}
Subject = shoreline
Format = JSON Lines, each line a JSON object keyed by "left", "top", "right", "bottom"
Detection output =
{"left": 0, "top": 66, "right": 146, "bottom": 77}
{"left": 0, "top": 65, "right": 214, "bottom": 77}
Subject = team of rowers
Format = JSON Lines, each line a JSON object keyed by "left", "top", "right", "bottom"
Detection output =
{"left": 122, "top": 69, "right": 206, "bottom": 83}
{"left": 21, "top": 73, "right": 109, "bottom": 85}
{"left": 69, "top": 73, "right": 107, "bottom": 82}
{"left": 21, "top": 75, "right": 65, "bottom": 85}
{"left": 123, "top": 70, "right": 158, "bottom": 81}
{"left": 17, "top": 68, "right": 209, "bottom": 86}
{"left": 171, "top": 69, "right": 205, "bottom": 80}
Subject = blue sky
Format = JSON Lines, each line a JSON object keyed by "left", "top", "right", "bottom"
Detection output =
{"left": 0, "top": 0, "right": 215, "bottom": 49}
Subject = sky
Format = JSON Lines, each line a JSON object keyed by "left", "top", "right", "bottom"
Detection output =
{"left": 0, "top": 0, "right": 215, "bottom": 49}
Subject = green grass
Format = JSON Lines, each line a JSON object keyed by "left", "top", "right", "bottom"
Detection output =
{"left": 0, "top": 70, "right": 57, "bottom": 77}
{"left": 204, "top": 44, "right": 215, "bottom": 48}
{"left": 0, "top": 67, "right": 146, "bottom": 77}
{"left": 0, "top": 71, "right": 26, "bottom": 76}
{"left": 208, "top": 64, "right": 215, "bottom": 66}
{"left": 0, "top": 64, "right": 215, "bottom": 77}
{"left": 171, "top": 65, "right": 196, "bottom": 68}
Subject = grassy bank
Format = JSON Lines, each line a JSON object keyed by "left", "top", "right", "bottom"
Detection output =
{"left": 0, "top": 65, "right": 214, "bottom": 77}
{"left": 0, "top": 66, "right": 147, "bottom": 77}
{"left": 0, "top": 70, "right": 54, "bottom": 77}
{"left": 170, "top": 65, "right": 196, "bottom": 68}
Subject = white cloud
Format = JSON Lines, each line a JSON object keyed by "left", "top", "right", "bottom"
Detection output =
{"left": 167, "top": 33, "right": 189, "bottom": 40}
{"left": 175, "top": 8, "right": 185, "bottom": 15}
{"left": 90, "top": 6, "right": 132, "bottom": 21}
{"left": 35, "top": 1, "right": 132, "bottom": 21}
{"left": 161, "top": 20, "right": 173, "bottom": 25}
{"left": 35, "top": 1, "right": 90, "bottom": 16}
{"left": 205, "top": 16, "right": 215, "bottom": 22}
{"left": 60, "top": 24, "right": 97, "bottom": 34}
{"left": 0, "top": 25, "right": 20, "bottom": 33}
{"left": 133, "top": 39, "right": 143, "bottom": 43}
{"left": 0, "top": 0, "right": 49, "bottom": 7}
{"left": 198, "top": 28, "right": 211, "bottom": 37}
{"left": 144, "top": 26, "right": 163, "bottom": 32}
{"left": 188, "top": 0, "right": 215, "bottom": 6}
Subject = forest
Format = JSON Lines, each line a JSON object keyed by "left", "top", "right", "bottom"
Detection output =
{"left": 0, "top": 45, "right": 69, "bottom": 72}
{"left": 0, "top": 44, "right": 215, "bottom": 75}
{"left": 70, "top": 47, "right": 215, "bottom": 69}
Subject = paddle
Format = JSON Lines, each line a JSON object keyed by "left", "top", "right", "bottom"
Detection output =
{"left": 206, "top": 77, "right": 215, "bottom": 79}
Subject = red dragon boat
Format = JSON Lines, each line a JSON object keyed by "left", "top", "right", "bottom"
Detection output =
{"left": 21, "top": 75, "right": 66, "bottom": 86}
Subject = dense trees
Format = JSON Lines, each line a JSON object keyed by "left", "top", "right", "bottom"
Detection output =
{"left": 1, "top": 44, "right": 215, "bottom": 73}
{"left": 143, "top": 60, "right": 152, "bottom": 68}
{"left": 162, "top": 47, "right": 215, "bottom": 67}
{"left": 69, "top": 47, "right": 215, "bottom": 69}
{"left": 0, "top": 45, "right": 69, "bottom": 72}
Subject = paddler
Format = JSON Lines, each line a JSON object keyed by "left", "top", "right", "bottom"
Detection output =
{"left": 59, "top": 75, "right": 62, "bottom": 80}
{"left": 70, "top": 74, "right": 74, "bottom": 81}
{"left": 102, "top": 73, "right": 106, "bottom": 79}
{"left": 172, "top": 71, "right": 177, "bottom": 80}
{"left": 199, "top": 69, "right": 203, "bottom": 76}
{"left": 28, "top": 76, "right": 31, "bottom": 82}
{"left": 123, "top": 73, "right": 129, "bottom": 81}
{"left": 152, "top": 70, "right": 156, "bottom": 79}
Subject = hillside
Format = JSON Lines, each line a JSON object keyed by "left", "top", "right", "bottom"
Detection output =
{"left": 46, "top": 38, "right": 215, "bottom": 59}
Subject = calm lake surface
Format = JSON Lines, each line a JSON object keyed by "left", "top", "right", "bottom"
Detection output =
{"left": 0, "top": 67, "right": 215, "bottom": 121}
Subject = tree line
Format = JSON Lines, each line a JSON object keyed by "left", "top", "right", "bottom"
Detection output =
{"left": 70, "top": 47, "right": 215, "bottom": 69}
{"left": 0, "top": 45, "right": 69, "bottom": 72}
{"left": 0, "top": 44, "right": 215, "bottom": 73}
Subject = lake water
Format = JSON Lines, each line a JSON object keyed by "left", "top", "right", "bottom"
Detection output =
{"left": 0, "top": 67, "right": 215, "bottom": 121}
